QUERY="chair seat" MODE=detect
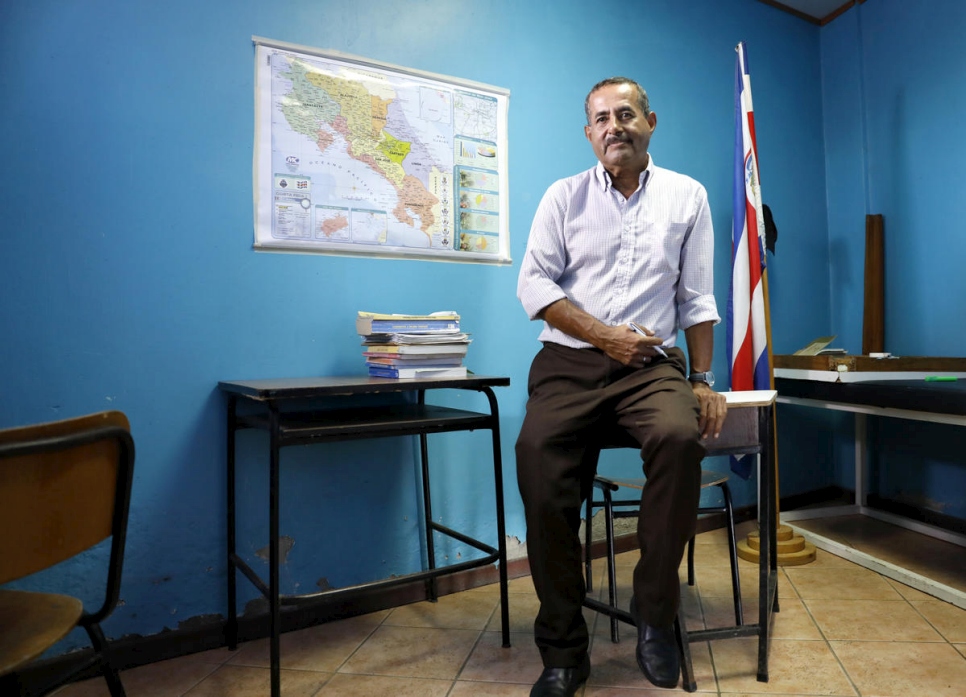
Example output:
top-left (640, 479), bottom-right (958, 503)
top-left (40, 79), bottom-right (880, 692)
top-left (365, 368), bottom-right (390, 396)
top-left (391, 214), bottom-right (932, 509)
top-left (0, 589), bottom-right (83, 677)
top-left (596, 469), bottom-right (729, 492)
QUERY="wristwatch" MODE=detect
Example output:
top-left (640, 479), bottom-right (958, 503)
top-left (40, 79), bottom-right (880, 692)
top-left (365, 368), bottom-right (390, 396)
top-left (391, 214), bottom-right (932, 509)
top-left (688, 371), bottom-right (715, 388)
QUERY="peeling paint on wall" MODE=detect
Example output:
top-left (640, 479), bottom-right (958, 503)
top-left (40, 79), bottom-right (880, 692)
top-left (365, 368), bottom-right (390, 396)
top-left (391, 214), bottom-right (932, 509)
top-left (505, 534), bottom-right (526, 561)
top-left (255, 536), bottom-right (295, 563)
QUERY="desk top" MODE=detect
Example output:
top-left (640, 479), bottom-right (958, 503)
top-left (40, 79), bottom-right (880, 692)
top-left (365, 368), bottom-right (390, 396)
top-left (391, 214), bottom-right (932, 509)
top-left (721, 390), bottom-right (777, 407)
top-left (776, 377), bottom-right (966, 416)
top-left (218, 375), bottom-right (510, 400)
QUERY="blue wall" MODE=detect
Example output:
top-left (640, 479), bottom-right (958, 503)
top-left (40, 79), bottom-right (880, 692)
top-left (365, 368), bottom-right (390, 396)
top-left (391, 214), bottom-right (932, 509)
top-left (820, 0), bottom-right (966, 518)
top-left (0, 0), bottom-right (828, 653)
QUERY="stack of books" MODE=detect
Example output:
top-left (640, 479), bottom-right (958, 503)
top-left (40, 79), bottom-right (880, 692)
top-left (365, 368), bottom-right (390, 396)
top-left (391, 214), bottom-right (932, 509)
top-left (358, 311), bottom-right (470, 378)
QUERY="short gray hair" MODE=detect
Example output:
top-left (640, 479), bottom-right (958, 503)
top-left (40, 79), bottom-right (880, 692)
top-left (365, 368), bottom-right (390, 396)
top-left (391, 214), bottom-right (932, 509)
top-left (584, 77), bottom-right (651, 124)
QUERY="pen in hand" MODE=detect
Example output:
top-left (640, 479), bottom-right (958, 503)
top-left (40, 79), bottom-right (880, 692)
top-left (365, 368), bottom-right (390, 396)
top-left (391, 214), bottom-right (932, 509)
top-left (627, 322), bottom-right (668, 358)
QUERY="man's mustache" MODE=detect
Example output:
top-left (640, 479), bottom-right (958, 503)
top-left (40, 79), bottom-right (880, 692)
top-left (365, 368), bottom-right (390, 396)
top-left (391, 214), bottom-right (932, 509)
top-left (605, 134), bottom-right (629, 146)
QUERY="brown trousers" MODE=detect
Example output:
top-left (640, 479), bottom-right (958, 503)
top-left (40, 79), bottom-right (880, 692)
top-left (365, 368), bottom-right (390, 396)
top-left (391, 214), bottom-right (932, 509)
top-left (515, 342), bottom-right (704, 668)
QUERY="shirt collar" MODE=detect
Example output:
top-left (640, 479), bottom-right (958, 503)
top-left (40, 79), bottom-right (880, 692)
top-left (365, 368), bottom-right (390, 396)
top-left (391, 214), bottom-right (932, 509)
top-left (593, 157), bottom-right (654, 193)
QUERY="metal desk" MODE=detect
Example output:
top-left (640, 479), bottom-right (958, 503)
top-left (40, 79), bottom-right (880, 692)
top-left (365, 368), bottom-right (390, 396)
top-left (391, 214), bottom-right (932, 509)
top-left (218, 375), bottom-right (510, 697)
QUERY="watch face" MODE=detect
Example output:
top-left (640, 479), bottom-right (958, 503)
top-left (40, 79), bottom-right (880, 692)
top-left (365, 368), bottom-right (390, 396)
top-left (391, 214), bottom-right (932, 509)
top-left (690, 371), bottom-right (715, 387)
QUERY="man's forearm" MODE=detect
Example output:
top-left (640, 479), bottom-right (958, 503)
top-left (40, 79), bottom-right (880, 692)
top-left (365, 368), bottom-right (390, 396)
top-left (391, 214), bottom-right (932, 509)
top-left (683, 321), bottom-right (714, 373)
top-left (538, 298), bottom-right (609, 349)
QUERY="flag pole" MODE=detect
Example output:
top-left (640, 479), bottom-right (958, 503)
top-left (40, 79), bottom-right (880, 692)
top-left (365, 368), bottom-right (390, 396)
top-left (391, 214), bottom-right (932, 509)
top-left (730, 42), bottom-right (814, 565)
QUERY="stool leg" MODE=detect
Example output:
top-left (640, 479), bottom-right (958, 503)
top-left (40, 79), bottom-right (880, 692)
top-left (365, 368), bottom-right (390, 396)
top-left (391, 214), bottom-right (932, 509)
top-left (604, 488), bottom-right (620, 643)
top-left (687, 535), bottom-right (696, 586)
top-left (721, 481), bottom-right (743, 625)
top-left (675, 606), bottom-right (697, 692)
top-left (585, 492), bottom-right (593, 592)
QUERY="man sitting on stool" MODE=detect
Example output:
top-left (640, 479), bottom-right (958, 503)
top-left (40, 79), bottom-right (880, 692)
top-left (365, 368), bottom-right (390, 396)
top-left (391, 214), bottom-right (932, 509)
top-left (515, 76), bottom-right (727, 696)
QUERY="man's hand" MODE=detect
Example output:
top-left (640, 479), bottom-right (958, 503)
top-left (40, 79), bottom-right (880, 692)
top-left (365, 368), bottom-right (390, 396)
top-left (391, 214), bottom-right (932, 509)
top-left (692, 382), bottom-right (727, 439)
top-left (539, 300), bottom-right (666, 367)
top-left (599, 324), bottom-right (665, 367)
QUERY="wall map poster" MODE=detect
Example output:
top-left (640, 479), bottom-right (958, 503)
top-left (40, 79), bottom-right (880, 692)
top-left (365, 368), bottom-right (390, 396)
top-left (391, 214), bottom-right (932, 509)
top-left (253, 37), bottom-right (511, 263)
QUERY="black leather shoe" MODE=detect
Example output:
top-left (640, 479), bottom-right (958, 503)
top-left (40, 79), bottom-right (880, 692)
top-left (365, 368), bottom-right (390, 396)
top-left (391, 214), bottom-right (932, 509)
top-left (530, 654), bottom-right (591, 697)
top-left (629, 597), bottom-right (680, 689)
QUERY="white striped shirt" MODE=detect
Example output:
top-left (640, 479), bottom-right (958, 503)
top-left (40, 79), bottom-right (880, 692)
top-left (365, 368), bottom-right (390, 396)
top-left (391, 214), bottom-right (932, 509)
top-left (517, 159), bottom-right (720, 350)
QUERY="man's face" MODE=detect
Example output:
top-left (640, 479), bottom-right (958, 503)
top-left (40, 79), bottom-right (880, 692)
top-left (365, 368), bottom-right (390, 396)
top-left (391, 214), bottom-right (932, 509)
top-left (584, 83), bottom-right (657, 171)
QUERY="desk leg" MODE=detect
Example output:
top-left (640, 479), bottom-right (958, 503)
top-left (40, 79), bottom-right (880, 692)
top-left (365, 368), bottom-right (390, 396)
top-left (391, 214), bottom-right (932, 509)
top-left (269, 406), bottom-right (281, 697)
top-left (226, 396), bottom-right (238, 650)
top-left (756, 404), bottom-right (776, 683)
top-left (416, 390), bottom-right (439, 602)
top-left (855, 413), bottom-right (868, 507)
top-left (419, 429), bottom-right (438, 602)
top-left (482, 386), bottom-right (511, 649)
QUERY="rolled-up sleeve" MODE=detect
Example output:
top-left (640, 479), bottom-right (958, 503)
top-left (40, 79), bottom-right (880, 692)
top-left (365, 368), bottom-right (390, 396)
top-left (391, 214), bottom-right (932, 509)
top-left (676, 185), bottom-right (721, 330)
top-left (517, 183), bottom-right (569, 320)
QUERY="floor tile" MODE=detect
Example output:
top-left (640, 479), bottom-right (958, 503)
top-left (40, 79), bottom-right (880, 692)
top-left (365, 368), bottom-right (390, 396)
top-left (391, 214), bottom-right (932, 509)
top-left (910, 599), bottom-right (966, 642)
top-left (53, 656), bottom-right (220, 697)
top-left (182, 664), bottom-right (329, 697)
top-left (703, 596), bottom-right (821, 641)
top-left (483, 591), bottom-right (537, 634)
top-left (458, 630), bottom-right (543, 685)
top-left (176, 646), bottom-right (236, 665)
top-left (226, 613), bottom-right (382, 671)
top-left (806, 598), bottom-right (943, 642)
top-left (384, 590), bottom-right (498, 630)
top-left (585, 686), bottom-right (707, 695)
top-left (449, 680), bottom-right (535, 695)
top-left (783, 566), bottom-right (902, 601)
top-left (831, 640), bottom-right (966, 697)
top-left (698, 560), bottom-right (793, 604)
top-left (885, 577), bottom-right (936, 602)
top-left (314, 673), bottom-right (452, 696)
top-left (689, 540), bottom-right (740, 569)
top-left (712, 637), bottom-right (856, 695)
top-left (339, 624), bottom-right (480, 679)
top-left (508, 574), bottom-right (536, 595)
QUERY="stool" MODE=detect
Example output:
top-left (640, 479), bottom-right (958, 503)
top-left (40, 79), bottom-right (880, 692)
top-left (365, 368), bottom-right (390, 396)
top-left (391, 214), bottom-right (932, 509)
top-left (584, 469), bottom-right (743, 643)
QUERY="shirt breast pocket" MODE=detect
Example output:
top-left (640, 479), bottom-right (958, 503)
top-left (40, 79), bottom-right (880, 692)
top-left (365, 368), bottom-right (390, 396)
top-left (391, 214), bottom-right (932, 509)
top-left (645, 220), bottom-right (690, 274)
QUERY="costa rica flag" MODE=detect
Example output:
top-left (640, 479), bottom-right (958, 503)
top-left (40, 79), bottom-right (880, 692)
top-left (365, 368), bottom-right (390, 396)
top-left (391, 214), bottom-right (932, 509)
top-left (728, 42), bottom-right (771, 478)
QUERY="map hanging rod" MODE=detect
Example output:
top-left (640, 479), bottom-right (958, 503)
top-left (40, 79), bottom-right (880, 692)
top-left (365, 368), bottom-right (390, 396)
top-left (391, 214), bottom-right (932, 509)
top-left (251, 35), bottom-right (510, 96)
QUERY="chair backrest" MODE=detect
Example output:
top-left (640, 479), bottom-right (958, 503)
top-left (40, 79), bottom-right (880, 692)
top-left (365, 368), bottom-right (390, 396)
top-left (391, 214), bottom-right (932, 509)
top-left (0, 411), bottom-right (135, 593)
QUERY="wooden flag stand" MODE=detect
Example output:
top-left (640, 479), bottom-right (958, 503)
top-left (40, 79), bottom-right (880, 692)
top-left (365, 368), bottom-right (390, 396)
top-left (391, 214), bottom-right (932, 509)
top-left (735, 268), bottom-right (816, 566)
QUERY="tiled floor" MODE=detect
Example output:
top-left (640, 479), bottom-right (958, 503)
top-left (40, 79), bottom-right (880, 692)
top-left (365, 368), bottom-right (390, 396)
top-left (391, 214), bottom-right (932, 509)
top-left (56, 521), bottom-right (966, 696)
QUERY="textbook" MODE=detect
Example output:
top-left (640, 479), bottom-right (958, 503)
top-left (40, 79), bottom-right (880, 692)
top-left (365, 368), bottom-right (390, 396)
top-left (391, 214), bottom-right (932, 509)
top-left (367, 365), bottom-right (468, 379)
top-left (364, 355), bottom-right (464, 367)
top-left (362, 332), bottom-right (471, 345)
top-left (356, 311), bottom-right (460, 335)
top-left (357, 311), bottom-right (459, 321)
top-left (362, 343), bottom-right (470, 356)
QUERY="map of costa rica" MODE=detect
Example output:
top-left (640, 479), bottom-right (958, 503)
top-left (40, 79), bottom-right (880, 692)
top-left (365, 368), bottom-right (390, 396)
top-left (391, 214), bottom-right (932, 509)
top-left (254, 44), bottom-right (507, 263)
